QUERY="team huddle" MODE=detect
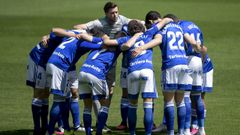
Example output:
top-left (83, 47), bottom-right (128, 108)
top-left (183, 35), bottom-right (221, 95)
top-left (26, 1), bottom-right (214, 135)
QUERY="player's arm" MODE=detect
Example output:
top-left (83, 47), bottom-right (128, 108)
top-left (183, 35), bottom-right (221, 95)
top-left (51, 28), bottom-right (76, 38)
top-left (184, 33), bottom-right (202, 53)
top-left (75, 33), bottom-right (94, 42)
top-left (155, 18), bottom-right (173, 30)
top-left (121, 32), bottom-right (143, 51)
top-left (103, 39), bottom-right (119, 46)
top-left (132, 34), bottom-right (162, 57)
top-left (73, 24), bottom-right (87, 30)
top-left (41, 34), bottom-right (50, 47)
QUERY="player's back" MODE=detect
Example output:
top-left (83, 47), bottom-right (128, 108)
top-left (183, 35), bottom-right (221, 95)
top-left (81, 47), bottom-right (121, 79)
top-left (29, 32), bottom-right (64, 68)
top-left (159, 22), bottom-right (188, 70)
top-left (179, 20), bottom-right (203, 57)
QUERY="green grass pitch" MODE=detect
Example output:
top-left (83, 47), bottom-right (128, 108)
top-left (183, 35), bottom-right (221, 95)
top-left (0, 0), bottom-right (240, 134)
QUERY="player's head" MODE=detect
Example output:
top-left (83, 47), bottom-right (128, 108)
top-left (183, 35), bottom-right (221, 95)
top-left (89, 27), bottom-right (105, 37)
top-left (163, 14), bottom-right (179, 23)
top-left (145, 11), bottom-right (161, 29)
top-left (104, 2), bottom-right (119, 23)
top-left (127, 20), bottom-right (145, 36)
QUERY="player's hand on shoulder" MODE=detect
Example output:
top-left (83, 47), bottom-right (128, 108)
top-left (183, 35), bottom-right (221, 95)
top-left (41, 35), bottom-right (50, 47)
top-left (162, 18), bottom-right (173, 24)
top-left (131, 47), bottom-right (143, 58)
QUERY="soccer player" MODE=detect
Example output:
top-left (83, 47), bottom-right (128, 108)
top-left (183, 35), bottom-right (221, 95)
top-left (74, 2), bottom-right (130, 131)
top-left (104, 19), bottom-right (172, 135)
top-left (46, 28), bottom-right (104, 135)
top-left (133, 14), bottom-right (204, 135)
top-left (78, 36), bottom-right (123, 135)
top-left (26, 32), bottom-right (65, 135)
top-left (178, 19), bottom-right (208, 135)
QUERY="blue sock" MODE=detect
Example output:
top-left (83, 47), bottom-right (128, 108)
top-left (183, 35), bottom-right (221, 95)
top-left (177, 101), bottom-right (186, 134)
top-left (192, 95), bottom-right (205, 128)
top-left (162, 105), bottom-right (167, 125)
top-left (144, 102), bottom-right (153, 135)
top-left (70, 97), bottom-right (80, 129)
top-left (164, 102), bottom-right (174, 135)
top-left (83, 108), bottom-right (92, 135)
top-left (120, 98), bottom-right (129, 125)
top-left (128, 104), bottom-right (137, 135)
top-left (60, 101), bottom-right (70, 131)
top-left (184, 96), bottom-right (191, 129)
top-left (191, 108), bottom-right (198, 127)
top-left (41, 99), bottom-right (49, 134)
top-left (96, 106), bottom-right (109, 135)
top-left (48, 101), bottom-right (61, 135)
top-left (31, 98), bottom-right (42, 134)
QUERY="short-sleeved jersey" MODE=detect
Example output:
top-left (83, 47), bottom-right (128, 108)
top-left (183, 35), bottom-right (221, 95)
top-left (85, 15), bottom-right (130, 39)
top-left (117, 26), bottom-right (159, 74)
top-left (29, 32), bottom-right (64, 69)
top-left (178, 20), bottom-right (204, 58)
top-left (158, 22), bottom-right (188, 70)
top-left (80, 47), bottom-right (122, 80)
top-left (48, 37), bottom-right (102, 72)
top-left (203, 54), bottom-right (213, 73)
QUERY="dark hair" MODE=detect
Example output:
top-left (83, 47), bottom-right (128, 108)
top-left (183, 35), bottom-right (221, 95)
top-left (89, 27), bottom-right (105, 37)
top-left (163, 14), bottom-right (179, 23)
top-left (145, 11), bottom-right (161, 29)
top-left (127, 20), bottom-right (145, 36)
top-left (104, 2), bottom-right (118, 13)
top-left (115, 31), bottom-right (127, 38)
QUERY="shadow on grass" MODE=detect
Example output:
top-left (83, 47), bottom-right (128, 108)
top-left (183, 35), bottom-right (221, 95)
top-left (0, 129), bottom-right (33, 135)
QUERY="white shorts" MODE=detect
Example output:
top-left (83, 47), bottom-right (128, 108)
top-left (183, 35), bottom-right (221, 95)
top-left (46, 63), bottom-right (68, 96)
top-left (26, 56), bottom-right (37, 87)
top-left (65, 70), bottom-right (79, 98)
top-left (188, 56), bottom-right (203, 91)
top-left (120, 67), bottom-right (128, 89)
top-left (127, 69), bottom-right (158, 99)
top-left (26, 56), bottom-right (48, 89)
top-left (79, 71), bottom-right (109, 100)
top-left (162, 65), bottom-right (192, 91)
top-left (202, 69), bottom-right (213, 92)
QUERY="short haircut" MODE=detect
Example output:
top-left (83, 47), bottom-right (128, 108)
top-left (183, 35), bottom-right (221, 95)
top-left (89, 27), bottom-right (105, 37)
top-left (127, 20), bottom-right (145, 36)
top-left (163, 14), bottom-right (179, 23)
top-left (104, 2), bottom-right (118, 13)
top-left (115, 31), bottom-right (127, 38)
top-left (145, 11), bottom-right (161, 29)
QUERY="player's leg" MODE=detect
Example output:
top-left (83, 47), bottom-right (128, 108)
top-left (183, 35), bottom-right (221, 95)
top-left (26, 56), bottom-right (41, 135)
top-left (48, 95), bottom-right (65, 135)
top-left (184, 91), bottom-right (191, 135)
top-left (163, 91), bottom-right (175, 135)
top-left (175, 91), bottom-right (186, 135)
top-left (79, 71), bottom-right (93, 135)
top-left (35, 66), bottom-right (49, 134)
top-left (117, 67), bottom-right (128, 130)
top-left (90, 76), bottom-right (110, 135)
top-left (140, 69), bottom-right (157, 135)
top-left (127, 70), bottom-right (140, 135)
top-left (46, 63), bottom-right (70, 134)
top-left (68, 70), bottom-right (82, 131)
top-left (190, 56), bottom-right (205, 135)
top-left (178, 64), bottom-right (193, 135)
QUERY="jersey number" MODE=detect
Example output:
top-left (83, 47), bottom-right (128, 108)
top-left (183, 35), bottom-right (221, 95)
top-left (92, 49), bottom-right (107, 60)
top-left (58, 37), bottom-right (75, 49)
top-left (133, 40), bottom-right (146, 56)
top-left (167, 31), bottom-right (184, 50)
